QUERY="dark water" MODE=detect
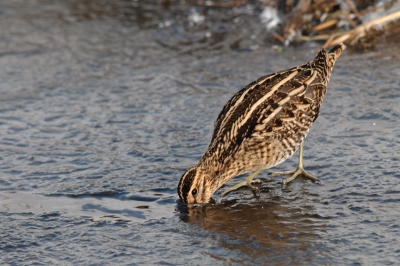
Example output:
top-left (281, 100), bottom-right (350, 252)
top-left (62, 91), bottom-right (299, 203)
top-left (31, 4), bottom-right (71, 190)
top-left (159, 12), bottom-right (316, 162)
top-left (1, 1), bottom-right (399, 265)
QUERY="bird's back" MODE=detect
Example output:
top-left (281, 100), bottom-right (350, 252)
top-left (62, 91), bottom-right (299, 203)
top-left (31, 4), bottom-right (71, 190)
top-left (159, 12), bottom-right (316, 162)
top-left (199, 45), bottom-right (344, 177)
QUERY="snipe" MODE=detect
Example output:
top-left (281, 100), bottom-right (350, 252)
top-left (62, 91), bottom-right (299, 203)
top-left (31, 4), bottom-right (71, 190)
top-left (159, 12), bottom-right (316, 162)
top-left (178, 44), bottom-right (345, 204)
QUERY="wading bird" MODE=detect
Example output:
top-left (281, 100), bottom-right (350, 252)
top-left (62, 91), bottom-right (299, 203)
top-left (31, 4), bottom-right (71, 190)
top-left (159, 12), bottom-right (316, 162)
top-left (178, 44), bottom-right (345, 204)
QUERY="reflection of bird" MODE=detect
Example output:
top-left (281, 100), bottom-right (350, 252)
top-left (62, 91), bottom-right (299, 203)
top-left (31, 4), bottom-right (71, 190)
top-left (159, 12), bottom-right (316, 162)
top-left (178, 44), bottom-right (345, 204)
top-left (178, 197), bottom-right (324, 260)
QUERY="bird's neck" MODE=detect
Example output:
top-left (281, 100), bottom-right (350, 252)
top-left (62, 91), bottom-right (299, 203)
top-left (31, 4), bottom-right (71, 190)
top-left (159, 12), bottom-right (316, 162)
top-left (197, 162), bottom-right (240, 193)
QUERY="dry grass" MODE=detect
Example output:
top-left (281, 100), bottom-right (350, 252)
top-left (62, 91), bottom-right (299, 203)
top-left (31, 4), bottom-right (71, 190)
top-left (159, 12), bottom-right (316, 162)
top-left (187, 0), bottom-right (400, 47)
top-left (273, 0), bottom-right (400, 47)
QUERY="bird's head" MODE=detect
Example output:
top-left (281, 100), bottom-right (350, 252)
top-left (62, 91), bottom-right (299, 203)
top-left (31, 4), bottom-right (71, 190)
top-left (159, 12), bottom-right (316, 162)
top-left (177, 166), bottom-right (214, 204)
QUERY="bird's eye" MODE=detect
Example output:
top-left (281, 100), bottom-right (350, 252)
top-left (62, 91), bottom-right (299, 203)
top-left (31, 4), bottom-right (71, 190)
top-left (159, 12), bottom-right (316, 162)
top-left (191, 188), bottom-right (198, 196)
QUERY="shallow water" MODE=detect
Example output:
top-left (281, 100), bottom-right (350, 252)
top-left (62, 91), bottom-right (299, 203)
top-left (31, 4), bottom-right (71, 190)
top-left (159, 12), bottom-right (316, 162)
top-left (1, 1), bottom-right (400, 265)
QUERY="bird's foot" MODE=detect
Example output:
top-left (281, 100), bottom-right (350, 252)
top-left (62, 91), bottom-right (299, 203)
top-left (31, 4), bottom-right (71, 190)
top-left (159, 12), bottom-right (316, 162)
top-left (220, 179), bottom-right (261, 196)
top-left (271, 167), bottom-right (320, 187)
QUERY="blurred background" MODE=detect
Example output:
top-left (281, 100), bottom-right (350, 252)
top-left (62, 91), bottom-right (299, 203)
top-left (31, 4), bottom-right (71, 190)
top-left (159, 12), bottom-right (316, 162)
top-left (0, 0), bottom-right (399, 265)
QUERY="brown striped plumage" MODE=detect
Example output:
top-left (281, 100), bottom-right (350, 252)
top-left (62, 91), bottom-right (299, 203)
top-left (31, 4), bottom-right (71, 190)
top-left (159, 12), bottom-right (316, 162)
top-left (178, 44), bottom-right (345, 204)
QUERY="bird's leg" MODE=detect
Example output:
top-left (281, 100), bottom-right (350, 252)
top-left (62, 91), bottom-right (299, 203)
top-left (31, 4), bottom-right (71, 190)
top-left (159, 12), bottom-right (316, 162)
top-left (271, 142), bottom-right (321, 186)
top-left (220, 169), bottom-right (263, 196)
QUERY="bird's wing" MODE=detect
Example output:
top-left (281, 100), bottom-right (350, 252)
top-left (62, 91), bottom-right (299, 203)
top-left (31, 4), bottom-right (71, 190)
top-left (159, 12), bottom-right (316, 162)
top-left (204, 64), bottom-right (317, 163)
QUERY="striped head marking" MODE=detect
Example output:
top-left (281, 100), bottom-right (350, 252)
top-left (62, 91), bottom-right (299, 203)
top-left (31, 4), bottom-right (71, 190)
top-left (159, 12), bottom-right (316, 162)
top-left (177, 166), bottom-right (212, 204)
